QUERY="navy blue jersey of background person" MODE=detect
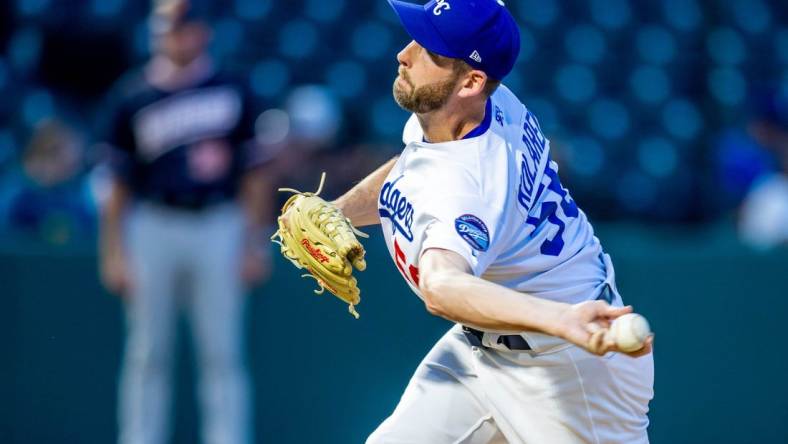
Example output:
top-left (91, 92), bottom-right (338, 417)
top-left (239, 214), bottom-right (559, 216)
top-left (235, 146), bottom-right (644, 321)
top-left (105, 70), bottom-right (259, 209)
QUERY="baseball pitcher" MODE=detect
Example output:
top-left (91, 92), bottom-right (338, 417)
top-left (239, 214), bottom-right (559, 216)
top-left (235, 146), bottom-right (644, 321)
top-left (275, 1), bottom-right (654, 443)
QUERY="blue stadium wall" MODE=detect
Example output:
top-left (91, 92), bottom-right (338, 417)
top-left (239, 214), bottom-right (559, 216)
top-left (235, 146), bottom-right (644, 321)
top-left (1, 223), bottom-right (787, 444)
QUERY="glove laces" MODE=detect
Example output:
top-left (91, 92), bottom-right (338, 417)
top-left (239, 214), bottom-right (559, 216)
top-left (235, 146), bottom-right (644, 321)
top-left (278, 172), bottom-right (368, 239)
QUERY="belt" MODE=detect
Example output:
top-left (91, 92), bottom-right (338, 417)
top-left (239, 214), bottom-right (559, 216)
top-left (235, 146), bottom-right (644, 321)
top-left (461, 284), bottom-right (615, 352)
top-left (462, 325), bottom-right (532, 350)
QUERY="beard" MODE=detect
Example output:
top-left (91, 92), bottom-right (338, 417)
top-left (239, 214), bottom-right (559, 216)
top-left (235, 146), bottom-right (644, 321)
top-left (393, 70), bottom-right (459, 114)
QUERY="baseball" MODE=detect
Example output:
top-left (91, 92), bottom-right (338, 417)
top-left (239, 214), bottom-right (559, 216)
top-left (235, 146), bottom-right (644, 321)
top-left (608, 313), bottom-right (651, 352)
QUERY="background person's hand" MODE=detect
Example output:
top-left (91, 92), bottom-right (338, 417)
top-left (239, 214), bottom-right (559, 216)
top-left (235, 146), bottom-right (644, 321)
top-left (100, 251), bottom-right (133, 297)
top-left (241, 248), bottom-right (271, 288)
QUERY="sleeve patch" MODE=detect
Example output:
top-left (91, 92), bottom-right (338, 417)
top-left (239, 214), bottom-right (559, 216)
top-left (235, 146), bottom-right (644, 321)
top-left (454, 214), bottom-right (490, 252)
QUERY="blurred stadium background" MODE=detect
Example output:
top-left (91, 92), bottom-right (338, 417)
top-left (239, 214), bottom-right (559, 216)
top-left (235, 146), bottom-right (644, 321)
top-left (1, 0), bottom-right (787, 443)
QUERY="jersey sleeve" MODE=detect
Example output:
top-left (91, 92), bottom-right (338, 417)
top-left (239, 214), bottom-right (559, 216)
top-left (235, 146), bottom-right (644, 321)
top-left (99, 72), bottom-right (148, 187)
top-left (103, 99), bottom-right (139, 185)
top-left (419, 194), bottom-right (502, 277)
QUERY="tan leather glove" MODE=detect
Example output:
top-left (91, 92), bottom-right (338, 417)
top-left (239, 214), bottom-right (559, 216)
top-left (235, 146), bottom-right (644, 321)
top-left (272, 174), bottom-right (367, 318)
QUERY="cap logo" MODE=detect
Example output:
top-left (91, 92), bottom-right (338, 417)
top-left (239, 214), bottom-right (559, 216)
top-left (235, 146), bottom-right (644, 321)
top-left (433, 0), bottom-right (451, 15)
top-left (469, 50), bottom-right (482, 63)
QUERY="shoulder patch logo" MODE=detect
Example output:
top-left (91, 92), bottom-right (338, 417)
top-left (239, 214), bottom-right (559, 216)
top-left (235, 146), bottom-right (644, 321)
top-left (455, 214), bottom-right (490, 251)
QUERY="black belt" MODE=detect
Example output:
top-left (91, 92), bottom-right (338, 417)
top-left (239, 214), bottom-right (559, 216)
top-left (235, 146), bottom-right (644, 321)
top-left (462, 284), bottom-right (615, 352)
top-left (462, 326), bottom-right (532, 350)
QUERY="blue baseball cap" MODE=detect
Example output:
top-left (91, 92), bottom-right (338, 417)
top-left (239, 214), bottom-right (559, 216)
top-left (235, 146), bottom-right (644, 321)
top-left (387, 0), bottom-right (521, 80)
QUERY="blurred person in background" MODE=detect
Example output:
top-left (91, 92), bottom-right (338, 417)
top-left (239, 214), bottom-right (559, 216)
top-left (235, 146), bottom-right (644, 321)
top-left (258, 85), bottom-right (394, 200)
top-left (0, 117), bottom-right (95, 244)
top-left (738, 87), bottom-right (788, 249)
top-left (99, 1), bottom-right (274, 443)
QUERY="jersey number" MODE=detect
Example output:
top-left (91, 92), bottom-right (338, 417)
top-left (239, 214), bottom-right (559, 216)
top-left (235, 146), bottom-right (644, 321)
top-left (394, 238), bottom-right (420, 286)
top-left (525, 162), bottom-right (578, 256)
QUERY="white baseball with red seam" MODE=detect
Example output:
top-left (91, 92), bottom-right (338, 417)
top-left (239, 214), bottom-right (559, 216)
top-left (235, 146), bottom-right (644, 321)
top-left (608, 313), bottom-right (651, 352)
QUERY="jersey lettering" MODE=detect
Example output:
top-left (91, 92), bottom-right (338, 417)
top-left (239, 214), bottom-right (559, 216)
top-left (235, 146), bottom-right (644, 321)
top-left (494, 105), bottom-right (504, 126)
top-left (522, 111), bottom-right (546, 151)
top-left (379, 175), bottom-right (415, 242)
top-left (132, 87), bottom-right (242, 161)
top-left (517, 110), bottom-right (547, 212)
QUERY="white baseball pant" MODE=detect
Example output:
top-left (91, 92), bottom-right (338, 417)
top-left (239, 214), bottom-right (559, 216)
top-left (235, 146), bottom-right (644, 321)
top-left (118, 202), bottom-right (251, 444)
top-left (367, 323), bottom-right (654, 444)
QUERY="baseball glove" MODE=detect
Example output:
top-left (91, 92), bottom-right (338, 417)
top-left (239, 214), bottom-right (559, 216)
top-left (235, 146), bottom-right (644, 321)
top-left (272, 173), bottom-right (368, 318)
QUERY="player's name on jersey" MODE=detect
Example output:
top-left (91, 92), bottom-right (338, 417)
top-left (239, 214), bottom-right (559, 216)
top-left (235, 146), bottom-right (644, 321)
top-left (379, 174), bottom-right (415, 242)
top-left (517, 110), bottom-right (547, 213)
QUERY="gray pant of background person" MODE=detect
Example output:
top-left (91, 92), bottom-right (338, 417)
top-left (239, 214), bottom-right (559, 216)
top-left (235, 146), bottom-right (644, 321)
top-left (118, 202), bottom-right (251, 444)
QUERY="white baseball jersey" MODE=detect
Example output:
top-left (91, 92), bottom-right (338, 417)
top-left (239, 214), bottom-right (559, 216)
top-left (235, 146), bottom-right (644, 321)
top-left (378, 85), bottom-right (608, 308)
top-left (369, 85), bottom-right (653, 444)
